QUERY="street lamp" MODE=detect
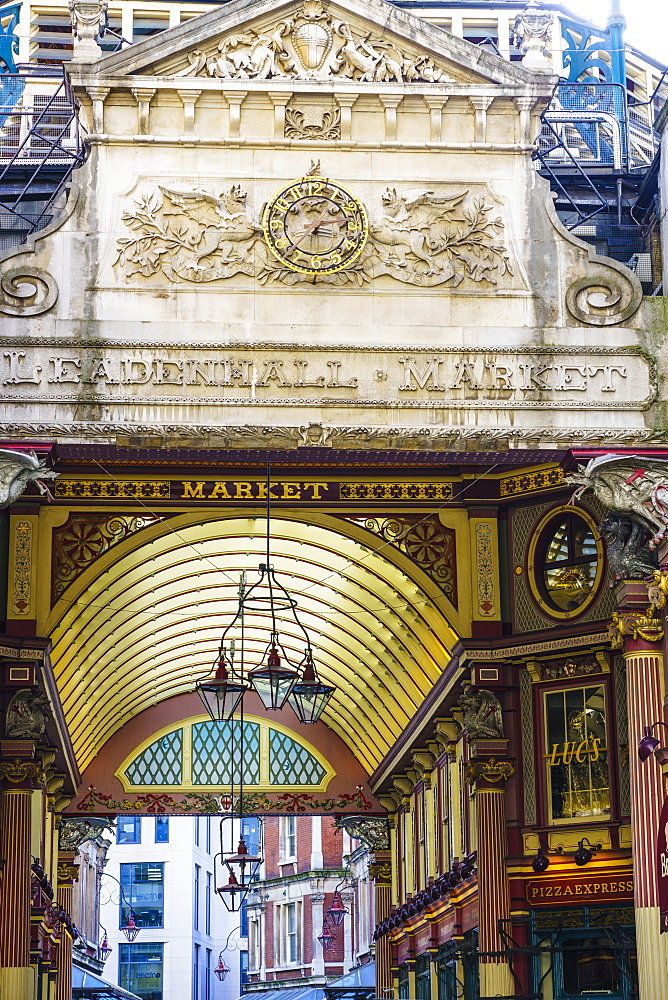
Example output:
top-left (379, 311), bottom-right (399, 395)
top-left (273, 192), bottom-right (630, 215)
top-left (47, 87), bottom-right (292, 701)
top-left (638, 721), bottom-right (668, 761)
top-left (98, 870), bottom-right (141, 942)
top-left (99, 927), bottom-right (112, 963)
top-left (214, 953), bottom-right (231, 981)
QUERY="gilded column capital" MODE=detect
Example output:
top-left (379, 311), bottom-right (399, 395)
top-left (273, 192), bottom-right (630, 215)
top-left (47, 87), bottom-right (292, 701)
top-left (608, 610), bottom-right (664, 649)
top-left (0, 757), bottom-right (43, 784)
top-left (464, 758), bottom-right (514, 787)
top-left (368, 861), bottom-right (392, 884)
top-left (647, 569), bottom-right (668, 612)
top-left (57, 861), bottom-right (80, 886)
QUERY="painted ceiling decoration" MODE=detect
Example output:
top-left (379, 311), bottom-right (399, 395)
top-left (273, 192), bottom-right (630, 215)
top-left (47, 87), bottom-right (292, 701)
top-left (117, 714), bottom-right (333, 792)
top-left (46, 513), bottom-right (457, 774)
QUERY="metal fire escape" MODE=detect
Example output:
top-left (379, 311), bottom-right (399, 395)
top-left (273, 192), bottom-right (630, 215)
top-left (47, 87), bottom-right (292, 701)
top-left (0, 68), bottom-right (87, 250)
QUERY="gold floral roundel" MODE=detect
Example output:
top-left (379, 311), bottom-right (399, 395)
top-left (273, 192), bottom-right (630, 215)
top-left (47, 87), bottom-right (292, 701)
top-left (262, 175), bottom-right (368, 275)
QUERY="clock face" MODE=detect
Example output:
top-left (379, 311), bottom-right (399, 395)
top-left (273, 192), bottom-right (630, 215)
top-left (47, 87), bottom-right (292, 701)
top-left (262, 175), bottom-right (368, 275)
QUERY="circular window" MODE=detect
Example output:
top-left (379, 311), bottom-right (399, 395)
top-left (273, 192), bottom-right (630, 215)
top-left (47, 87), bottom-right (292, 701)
top-left (528, 506), bottom-right (604, 620)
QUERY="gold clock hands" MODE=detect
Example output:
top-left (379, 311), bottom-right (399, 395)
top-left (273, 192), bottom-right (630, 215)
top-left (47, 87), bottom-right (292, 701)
top-left (284, 213), bottom-right (351, 256)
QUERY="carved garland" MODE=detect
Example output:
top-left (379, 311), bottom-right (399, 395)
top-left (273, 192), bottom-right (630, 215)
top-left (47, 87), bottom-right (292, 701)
top-left (76, 784), bottom-right (373, 814)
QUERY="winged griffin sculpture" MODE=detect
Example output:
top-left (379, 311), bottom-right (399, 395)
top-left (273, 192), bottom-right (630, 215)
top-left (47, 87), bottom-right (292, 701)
top-left (567, 454), bottom-right (668, 550)
top-left (0, 449), bottom-right (59, 506)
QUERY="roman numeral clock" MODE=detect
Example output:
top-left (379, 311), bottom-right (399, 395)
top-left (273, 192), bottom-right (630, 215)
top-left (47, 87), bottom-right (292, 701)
top-left (262, 167), bottom-right (368, 275)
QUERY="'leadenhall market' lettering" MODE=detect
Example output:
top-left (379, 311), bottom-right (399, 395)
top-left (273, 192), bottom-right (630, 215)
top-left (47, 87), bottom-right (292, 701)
top-left (0, 348), bottom-right (652, 407)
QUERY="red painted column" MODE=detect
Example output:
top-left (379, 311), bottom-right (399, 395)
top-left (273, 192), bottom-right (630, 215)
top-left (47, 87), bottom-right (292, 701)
top-left (467, 748), bottom-right (514, 1000)
top-left (613, 582), bottom-right (668, 1000)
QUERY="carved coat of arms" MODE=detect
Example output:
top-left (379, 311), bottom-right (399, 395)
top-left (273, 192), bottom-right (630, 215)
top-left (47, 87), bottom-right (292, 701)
top-left (114, 177), bottom-right (513, 288)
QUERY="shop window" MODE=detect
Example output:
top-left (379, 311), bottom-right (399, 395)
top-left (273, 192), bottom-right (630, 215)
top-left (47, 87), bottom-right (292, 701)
top-left (437, 943), bottom-right (458, 1000)
top-left (534, 910), bottom-right (636, 1000)
top-left (120, 863), bottom-right (165, 929)
top-left (415, 955), bottom-right (431, 1000)
top-left (544, 685), bottom-right (609, 822)
top-left (528, 507), bottom-right (603, 620)
top-left (119, 942), bottom-right (163, 1000)
top-left (397, 964), bottom-right (410, 1000)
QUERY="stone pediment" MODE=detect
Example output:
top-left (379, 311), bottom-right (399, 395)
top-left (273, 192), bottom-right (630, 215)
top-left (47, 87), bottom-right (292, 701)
top-left (89, 0), bottom-right (551, 89)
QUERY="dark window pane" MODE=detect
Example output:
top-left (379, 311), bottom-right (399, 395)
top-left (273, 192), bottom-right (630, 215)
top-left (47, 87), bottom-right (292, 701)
top-left (120, 863), bottom-right (165, 929)
top-left (562, 935), bottom-right (619, 994)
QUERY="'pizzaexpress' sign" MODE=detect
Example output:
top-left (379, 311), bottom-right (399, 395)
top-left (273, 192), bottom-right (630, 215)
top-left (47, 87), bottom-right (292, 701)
top-left (527, 873), bottom-right (633, 906)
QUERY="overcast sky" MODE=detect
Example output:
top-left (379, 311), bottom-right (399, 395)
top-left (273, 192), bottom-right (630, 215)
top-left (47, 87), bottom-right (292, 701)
top-left (582, 0), bottom-right (667, 65)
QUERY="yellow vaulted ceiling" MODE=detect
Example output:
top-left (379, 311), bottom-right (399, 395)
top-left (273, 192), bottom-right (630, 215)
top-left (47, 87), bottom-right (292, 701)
top-left (45, 513), bottom-right (458, 774)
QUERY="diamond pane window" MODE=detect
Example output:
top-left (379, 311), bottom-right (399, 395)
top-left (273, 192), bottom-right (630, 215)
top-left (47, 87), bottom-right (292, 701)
top-left (191, 720), bottom-right (260, 785)
top-left (269, 730), bottom-right (326, 785)
top-left (124, 729), bottom-right (182, 786)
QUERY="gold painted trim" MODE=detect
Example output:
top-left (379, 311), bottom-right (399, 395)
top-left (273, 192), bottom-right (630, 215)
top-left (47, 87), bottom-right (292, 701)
top-left (527, 505), bottom-right (605, 622)
top-left (114, 713), bottom-right (336, 793)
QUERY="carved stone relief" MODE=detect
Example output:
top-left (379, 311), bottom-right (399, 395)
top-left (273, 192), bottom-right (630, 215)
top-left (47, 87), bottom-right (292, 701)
top-left (114, 180), bottom-right (513, 289)
top-left (567, 454), bottom-right (668, 549)
top-left (284, 104), bottom-right (341, 140)
top-left (457, 687), bottom-right (504, 739)
top-left (0, 267), bottom-right (58, 316)
top-left (172, 0), bottom-right (454, 84)
top-left (0, 449), bottom-right (59, 506)
top-left (5, 689), bottom-right (50, 739)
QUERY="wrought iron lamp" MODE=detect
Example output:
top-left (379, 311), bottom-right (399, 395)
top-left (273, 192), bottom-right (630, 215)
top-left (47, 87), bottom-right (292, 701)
top-left (99, 928), bottom-right (112, 963)
top-left (214, 952), bottom-right (231, 981)
top-left (638, 721), bottom-right (668, 761)
top-left (196, 650), bottom-right (249, 724)
top-left (325, 889), bottom-right (348, 927)
top-left (98, 871), bottom-right (141, 942)
top-left (318, 923), bottom-right (336, 950)
top-left (574, 838), bottom-right (601, 867)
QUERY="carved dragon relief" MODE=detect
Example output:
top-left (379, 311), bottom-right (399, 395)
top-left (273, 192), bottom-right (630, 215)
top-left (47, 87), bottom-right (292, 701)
top-left (113, 180), bottom-right (513, 288)
top-left (172, 0), bottom-right (454, 84)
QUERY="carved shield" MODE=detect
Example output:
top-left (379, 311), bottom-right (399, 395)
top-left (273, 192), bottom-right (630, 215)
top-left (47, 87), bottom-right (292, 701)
top-left (292, 22), bottom-right (330, 69)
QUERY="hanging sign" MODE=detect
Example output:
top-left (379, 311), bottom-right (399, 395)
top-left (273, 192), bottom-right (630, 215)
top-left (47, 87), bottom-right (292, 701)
top-left (658, 795), bottom-right (668, 932)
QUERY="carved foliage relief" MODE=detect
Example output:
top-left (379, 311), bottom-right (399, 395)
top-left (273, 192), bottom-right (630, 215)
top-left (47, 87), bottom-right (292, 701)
top-left (114, 181), bottom-right (513, 289)
top-left (173, 0), bottom-right (454, 84)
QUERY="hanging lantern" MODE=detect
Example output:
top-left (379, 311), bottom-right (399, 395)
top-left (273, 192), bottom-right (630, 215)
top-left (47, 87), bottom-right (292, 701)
top-left (214, 953), bottom-right (231, 981)
top-left (249, 640), bottom-right (297, 710)
top-left (326, 890), bottom-right (348, 927)
top-left (224, 837), bottom-right (262, 883)
top-left (289, 652), bottom-right (335, 724)
top-left (99, 933), bottom-right (112, 962)
top-left (121, 910), bottom-right (140, 942)
top-left (318, 924), bottom-right (336, 950)
top-left (196, 653), bottom-right (249, 723)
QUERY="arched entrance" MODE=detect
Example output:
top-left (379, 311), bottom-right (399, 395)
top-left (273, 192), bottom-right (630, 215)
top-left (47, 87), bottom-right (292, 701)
top-left (43, 510), bottom-right (462, 798)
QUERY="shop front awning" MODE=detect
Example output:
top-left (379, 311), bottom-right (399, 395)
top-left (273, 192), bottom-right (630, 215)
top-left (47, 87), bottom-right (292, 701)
top-left (72, 965), bottom-right (142, 1000)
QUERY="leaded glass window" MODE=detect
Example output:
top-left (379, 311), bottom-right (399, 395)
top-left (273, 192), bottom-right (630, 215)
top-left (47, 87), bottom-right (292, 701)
top-left (120, 715), bottom-right (332, 790)
top-left (191, 720), bottom-right (260, 785)
top-left (124, 730), bottom-right (182, 786)
top-left (269, 730), bottom-right (326, 784)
